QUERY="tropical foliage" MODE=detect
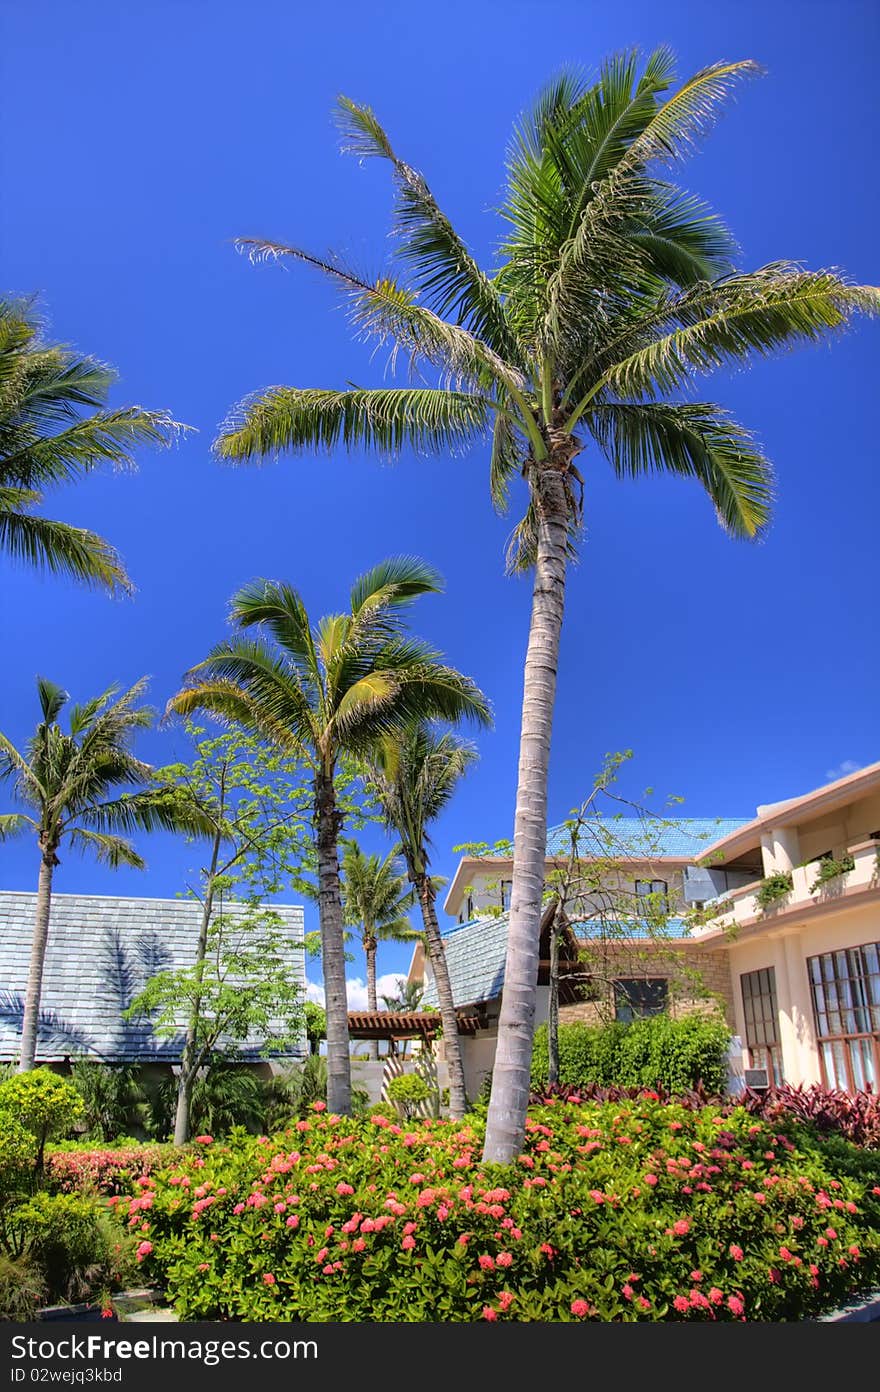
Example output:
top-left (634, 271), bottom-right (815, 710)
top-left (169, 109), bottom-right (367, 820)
top-left (341, 839), bottom-right (417, 1054)
top-left (123, 1099), bottom-right (880, 1321)
top-left (213, 49), bottom-right (880, 1163)
top-left (167, 557), bottom-right (490, 1116)
top-left (0, 678), bottom-right (214, 1071)
top-left (0, 297), bottom-right (178, 592)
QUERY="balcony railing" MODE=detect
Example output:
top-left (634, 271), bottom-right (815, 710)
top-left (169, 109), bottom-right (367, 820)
top-left (690, 837), bottom-right (880, 937)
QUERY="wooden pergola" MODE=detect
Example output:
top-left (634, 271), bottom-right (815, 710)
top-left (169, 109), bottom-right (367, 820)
top-left (346, 1010), bottom-right (482, 1054)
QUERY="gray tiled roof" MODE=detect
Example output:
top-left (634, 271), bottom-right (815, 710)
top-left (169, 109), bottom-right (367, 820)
top-left (0, 890), bottom-right (307, 1064)
top-left (423, 913), bottom-right (511, 1010)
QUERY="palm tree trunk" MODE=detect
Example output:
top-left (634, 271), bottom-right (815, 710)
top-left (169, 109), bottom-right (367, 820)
top-left (315, 768), bottom-right (352, 1115)
top-left (173, 828), bottom-right (221, 1146)
top-left (18, 851), bottom-right (56, 1072)
top-left (548, 901), bottom-right (561, 1087)
top-left (365, 936), bottom-right (379, 1061)
top-left (482, 462), bottom-right (570, 1162)
top-left (415, 872), bottom-right (468, 1120)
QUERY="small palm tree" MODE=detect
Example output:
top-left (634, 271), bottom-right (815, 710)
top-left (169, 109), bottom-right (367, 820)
top-left (214, 52), bottom-right (880, 1160)
top-left (341, 839), bottom-right (418, 1059)
top-left (365, 724), bottom-right (477, 1119)
top-left (0, 678), bottom-right (214, 1071)
top-left (168, 557), bottom-right (491, 1115)
top-left (0, 298), bottom-right (179, 592)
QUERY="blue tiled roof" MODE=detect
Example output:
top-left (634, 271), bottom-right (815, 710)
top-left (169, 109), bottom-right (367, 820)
top-left (545, 816), bottom-right (748, 859)
top-left (0, 891), bottom-right (307, 1064)
top-left (426, 913), bottom-right (694, 1010)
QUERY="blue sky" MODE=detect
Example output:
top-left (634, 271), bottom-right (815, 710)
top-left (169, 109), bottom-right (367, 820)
top-left (1, 0), bottom-right (878, 1003)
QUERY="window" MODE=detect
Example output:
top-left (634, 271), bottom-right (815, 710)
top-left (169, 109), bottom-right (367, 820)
top-left (466, 894), bottom-right (474, 921)
top-left (808, 942), bottom-right (880, 1092)
top-left (741, 967), bottom-right (783, 1084)
top-left (635, 879), bottom-right (668, 913)
top-left (500, 879), bottom-right (512, 911)
top-left (614, 978), bottom-right (668, 1023)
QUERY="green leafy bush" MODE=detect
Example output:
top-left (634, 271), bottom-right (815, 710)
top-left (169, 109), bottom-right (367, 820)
top-left (125, 1100), bottom-right (880, 1322)
top-left (5, 1192), bottom-right (134, 1305)
top-left (0, 1252), bottom-right (46, 1320)
top-left (755, 872), bottom-right (794, 910)
top-left (386, 1074), bottom-right (430, 1120)
top-left (810, 855), bottom-right (855, 894)
top-left (0, 1069), bottom-right (84, 1169)
top-left (69, 1061), bottom-right (148, 1142)
top-left (0, 1111), bottom-right (38, 1195)
top-left (531, 1015), bottom-right (730, 1094)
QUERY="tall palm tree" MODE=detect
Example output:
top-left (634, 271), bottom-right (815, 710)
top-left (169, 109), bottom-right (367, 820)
top-left (167, 557), bottom-right (491, 1115)
top-left (211, 51), bottom-right (880, 1161)
top-left (0, 678), bottom-right (214, 1071)
top-left (365, 725), bottom-right (477, 1119)
top-left (341, 839), bottom-right (418, 1058)
top-left (0, 298), bottom-right (179, 593)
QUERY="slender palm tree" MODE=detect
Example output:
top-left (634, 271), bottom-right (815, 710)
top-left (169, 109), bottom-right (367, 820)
top-left (341, 839), bottom-right (418, 1058)
top-left (0, 678), bottom-right (215, 1071)
top-left (167, 557), bottom-right (491, 1115)
top-left (365, 725), bottom-right (477, 1119)
top-left (211, 51), bottom-right (880, 1161)
top-left (0, 298), bottom-right (179, 593)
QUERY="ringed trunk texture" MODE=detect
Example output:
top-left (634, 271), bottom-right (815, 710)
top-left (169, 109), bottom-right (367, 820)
top-left (18, 853), bottom-right (56, 1073)
top-left (173, 831), bottom-right (221, 1146)
top-left (416, 872), bottom-right (469, 1120)
top-left (548, 903), bottom-right (561, 1087)
top-left (365, 937), bottom-right (379, 1061)
top-left (316, 769), bottom-right (352, 1116)
top-left (482, 462), bottom-right (570, 1162)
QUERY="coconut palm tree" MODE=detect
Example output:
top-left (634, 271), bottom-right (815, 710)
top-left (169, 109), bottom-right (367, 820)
top-left (0, 678), bottom-right (215, 1071)
top-left (365, 725), bottom-right (477, 1119)
top-left (167, 557), bottom-right (491, 1115)
top-left (0, 298), bottom-right (178, 593)
top-left (341, 840), bottom-right (418, 1058)
top-left (212, 50), bottom-right (880, 1161)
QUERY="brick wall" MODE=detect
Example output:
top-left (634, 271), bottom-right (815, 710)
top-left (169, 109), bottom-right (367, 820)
top-left (559, 944), bottom-right (734, 1027)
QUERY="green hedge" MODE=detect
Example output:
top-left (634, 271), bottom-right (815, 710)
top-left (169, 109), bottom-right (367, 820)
top-left (531, 1014), bottom-right (731, 1095)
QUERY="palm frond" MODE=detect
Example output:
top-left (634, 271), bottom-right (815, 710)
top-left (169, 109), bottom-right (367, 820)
top-left (0, 509), bottom-right (132, 594)
top-left (215, 386), bottom-right (492, 464)
top-left (0, 812), bottom-right (34, 840)
top-left (68, 827), bottom-right (146, 870)
top-left (335, 97), bottom-right (515, 357)
top-left (36, 677), bottom-right (68, 725)
top-left (589, 400), bottom-right (773, 538)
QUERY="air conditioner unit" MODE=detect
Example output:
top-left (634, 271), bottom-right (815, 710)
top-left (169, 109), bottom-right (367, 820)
top-left (743, 1067), bottom-right (770, 1091)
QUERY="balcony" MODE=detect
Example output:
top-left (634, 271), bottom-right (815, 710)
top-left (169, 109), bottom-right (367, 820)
top-left (690, 837), bottom-right (880, 939)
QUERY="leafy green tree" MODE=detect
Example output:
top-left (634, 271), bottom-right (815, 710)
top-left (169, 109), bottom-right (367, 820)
top-left (213, 52), bottom-right (880, 1160)
top-left (341, 839), bottom-right (418, 1057)
top-left (0, 679), bottom-right (215, 1073)
top-left (304, 1001), bottom-right (326, 1056)
top-left (168, 558), bottom-right (490, 1115)
top-left (365, 724), bottom-right (476, 1118)
top-left (128, 723), bottom-right (313, 1145)
top-left (0, 298), bottom-right (179, 592)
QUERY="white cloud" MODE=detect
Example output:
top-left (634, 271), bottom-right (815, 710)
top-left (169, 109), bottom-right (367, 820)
top-left (305, 973), bottom-right (407, 1011)
top-left (825, 759), bottom-right (863, 782)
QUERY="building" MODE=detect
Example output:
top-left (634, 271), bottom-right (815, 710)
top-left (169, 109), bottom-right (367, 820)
top-left (412, 763), bottom-right (880, 1099)
top-left (0, 890), bottom-right (307, 1074)
top-left (412, 815), bottom-right (749, 1100)
top-left (690, 761), bottom-right (880, 1093)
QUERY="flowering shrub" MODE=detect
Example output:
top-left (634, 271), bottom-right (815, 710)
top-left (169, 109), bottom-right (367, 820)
top-left (46, 1144), bottom-right (174, 1196)
top-left (531, 1015), bottom-right (731, 1095)
top-left (122, 1100), bottom-right (880, 1322)
top-left (742, 1086), bottom-right (880, 1150)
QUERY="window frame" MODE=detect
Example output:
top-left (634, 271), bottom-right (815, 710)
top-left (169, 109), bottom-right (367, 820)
top-left (613, 977), bottom-right (669, 1024)
top-left (807, 941), bottom-right (880, 1093)
top-left (740, 966), bottom-right (783, 1085)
